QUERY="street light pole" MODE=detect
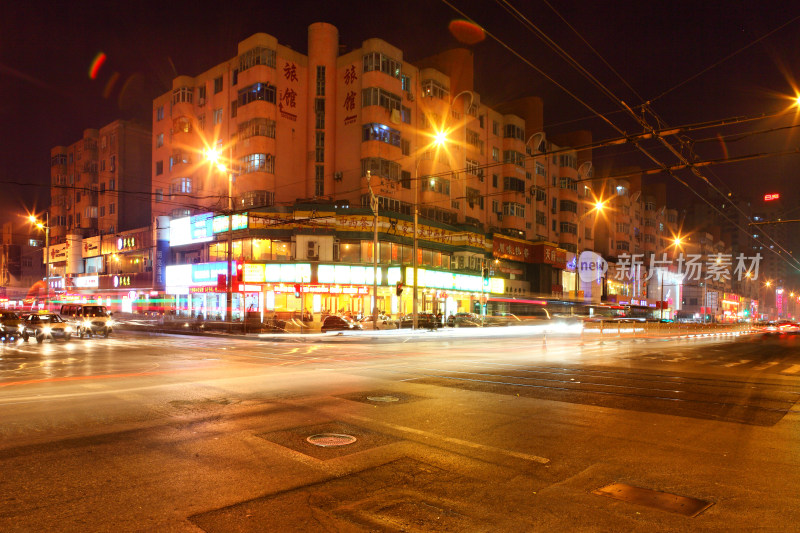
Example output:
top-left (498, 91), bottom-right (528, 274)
top-left (413, 160), bottom-right (420, 330)
top-left (226, 170), bottom-right (233, 324)
top-left (366, 171), bottom-right (379, 330)
top-left (44, 212), bottom-right (50, 312)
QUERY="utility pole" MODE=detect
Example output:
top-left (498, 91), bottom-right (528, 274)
top-left (366, 171), bottom-right (379, 330)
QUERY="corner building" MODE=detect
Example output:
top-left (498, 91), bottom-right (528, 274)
top-left (155, 23), bottom-right (597, 319)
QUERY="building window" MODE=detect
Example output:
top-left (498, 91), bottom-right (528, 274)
top-left (502, 202), bottom-right (525, 217)
top-left (99, 206), bottom-right (105, 217)
top-left (156, 106), bottom-right (164, 121)
top-left (401, 170), bottom-right (411, 189)
top-left (315, 165), bottom-right (324, 196)
top-left (315, 132), bottom-right (325, 163)
top-left (237, 82), bottom-right (277, 107)
top-left (401, 74), bottom-right (411, 91)
top-left (560, 200), bottom-right (577, 213)
top-left (239, 153), bottom-right (275, 174)
top-left (466, 130), bottom-right (484, 153)
top-left (492, 147), bottom-right (499, 162)
top-left (492, 120), bottom-right (499, 135)
top-left (492, 174), bottom-right (498, 188)
top-left (560, 222), bottom-right (577, 234)
top-left (401, 106), bottom-right (411, 124)
top-left (361, 158), bottom-right (401, 181)
top-left (214, 76), bottom-right (223, 94)
top-left (401, 139), bottom-right (410, 156)
top-left (170, 177), bottom-right (192, 194)
top-left (492, 200), bottom-right (500, 214)
top-left (503, 150), bottom-right (525, 167)
top-left (536, 211), bottom-right (546, 225)
top-left (109, 178), bottom-right (115, 190)
top-left (421, 177), bottom-right (450, 195)
top-left (503, 176), bottom-right (525, 193)
top-left (109, 203), bottom-right (115, 215)
top-left (109, 155), bottom-right (116, 172)
top-left (213, 108), bottom-right (223, 124)
top-left (156, 133), bottom-right (164, 148)
top-left (155, 161), bottom-right (163, 175)
top-left (420, 79), bottom-right (449, 99)
top-left (559, 154), bottom-right (577, 169)
top-left (238, 118), bottom-right (276, 139)
top-left (315, 98), bottom-right (325, 129)
top-left (231, 100), bottom-right (237, 118)
top-left (197, 85), bottom-right (206, 102)
top-left (504, 124), bottom-right (525, 141)
top-left (535, 162), bottom-right (546, 176)
top-left (362, 123), bottom-right (401, 147)
top-left (363, 51), bottom-right (401, 79)
top-left (155, 189), bottom-right (163, 202)
top-left (239, 46), bottom-right (276, 71)
top-left (171, 87), bottom-right (193, 105)
top-left (362, 87), bottom-right (401, 111)
top-left (316, 66), bottom-right (326, 96)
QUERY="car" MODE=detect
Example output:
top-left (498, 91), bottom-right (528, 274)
top-left (60, 304), bottom-right (114, 338)
top-left (765, 320), bottom-right (799, 334)
top-left (0, 311), bottom-right (24, 340)
top-left (358, 314), bottom-right (398, 330)
top-left (447, 312), bottom-right (482, 327)
top-left (399, 313), bottom-right (442, 329)
top-left (21, 313), bottom-right (73, 343)
top-left (321, 315), bottom-right (363, 333)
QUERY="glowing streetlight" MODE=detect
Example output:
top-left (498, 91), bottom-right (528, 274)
top-left (204, 146), bottom-right (235, 324)
top-left (28, 212), bottom-right (50, 311)
top-left (766, 280), bottom-right (772, 287)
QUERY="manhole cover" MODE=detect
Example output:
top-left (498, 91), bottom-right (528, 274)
top-left (306, 433), bottom-right (357, 447)
top-left (367, 395), bottom-right (400, 402)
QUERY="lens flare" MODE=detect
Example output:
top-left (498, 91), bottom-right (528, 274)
top-left (448, 20), bottom-right (486, 45)
top-left (89, 52), bottom-right (106, 79)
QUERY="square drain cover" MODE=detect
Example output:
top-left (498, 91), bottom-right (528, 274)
top-left (593, 482), bottom-right (713, 517)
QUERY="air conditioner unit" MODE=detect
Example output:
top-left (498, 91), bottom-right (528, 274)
top-left (307, 241), bottom-right (318, 260)
top-left (334, 172), bottom-right (343, 181)
top-left (407, 92), bottom-right (414, 101)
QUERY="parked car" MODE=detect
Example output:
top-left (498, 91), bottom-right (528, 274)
top-left (358, 314), bottom-right (398, 330)
top-left (399, 313), bottom-right (441, 329)
top-left (21, 313), bottom-right (73, 343)
top-left (60, 304), bottom-right (114, 338)
top-left (321, 315), bottom-right (363, 333)
top-left (447, 312), bottom-right (482, 327)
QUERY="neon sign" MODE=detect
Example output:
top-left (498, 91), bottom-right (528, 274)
top-left (764, 193), bottom-right (780, 201)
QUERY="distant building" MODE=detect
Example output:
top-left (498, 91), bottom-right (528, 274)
top-left (0, 221), bottom-right (46, 305)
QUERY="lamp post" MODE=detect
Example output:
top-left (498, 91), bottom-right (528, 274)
top-left (366, 171), bottom-right (379, 330)
top-left (205, 148), bottom-right (234, 324)
top-left (29, 213), bottom-right (50, 311)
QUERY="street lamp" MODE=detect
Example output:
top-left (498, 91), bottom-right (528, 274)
top-left (29, 212), bottom-right (50, 311)
top-left (660, 235), bottom-right (684, 321)
top-left (366, 171), bottom-right (379, 330)
top-left (204, 148), bottom-right (234, 324)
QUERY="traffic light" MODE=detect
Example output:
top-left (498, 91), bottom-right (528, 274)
top-left (294, 284), bottom-right (301, 298)
top-left (396, 282), bottom-right (404, 296)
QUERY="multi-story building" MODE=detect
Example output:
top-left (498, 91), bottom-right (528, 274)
top-left (151, 23), bottom-right (597, 319)
top-left (48, 120), bottom-right (151, 281)
top-left (0, 221), bottom-right (46, 306)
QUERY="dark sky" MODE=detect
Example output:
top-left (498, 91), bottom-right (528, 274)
top-left (3, 0), bottom-right (800, 224)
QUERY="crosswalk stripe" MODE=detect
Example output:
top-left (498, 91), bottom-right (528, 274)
top-left (752, 362), bottom-right (779, 371)
top-left (723, 360), bottom-right (752, 367)
top-left (781, 364), bottom-right (800, 374)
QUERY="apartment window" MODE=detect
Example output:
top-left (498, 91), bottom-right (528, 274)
top-left (109, 203), bottom-right (115, 215)
top-left (100, 160), bottom-right (105, 171)
top-left (559, 154), bottom-right (577, 169)
top-left (155, 161), bottom-right (163, 175)
top-left (213, 108), bottom-right (223, 124)
top-left (109, 155), bottom-right (116, 172)
top-left (363, 51), bottom-right (401, 79)
top-left (466, 159), bottom-right (481, 177)
top-left (76, 192), bottom-right (81, 203)
top-left (466, 130), bottom-right (484, 153)
top-left (231, 100), bottom-right (237, 118)
top-left (585, 227), bottom-right (592, 240)
top-left (316, 66), bottom-right (326, 96)
top-left (503, 150), bottom-right (525, 167)
top-left (362, 123), bottom-right (401, 147)
top-left (401, 74), bottom-right (411, 91)
top-left (536, 211), bottom-right (546, 225)
top-left (401, 139), bottom-right (410, 156)
top-left (109, 178), bottom-right (115, 190)
top-left (170, 177), bottom-right (192, 194)
top-left (492, 174), bottom-right (498, 188)
top-left (492, 147), bottom-right (499, 162)
top-left (535, 162), bottom-right (546, 176)
top-left (502, 202), bottom-right (525, 218)
top-left (492, 120), bottom-right (499, 135)
top-left (239, 153), bottom-right (275, 174)
top-left (197, 114), bottom-right (205, 130)
top-left (551, 197), bottom-right (557, 214)
top-left (239, 46), bottom-right (276, 71)
top-left (503, 176), bottom-right (525, 193)
top-left (171, 87), bottom-right (193, 105)
top-left (560, 200), bottom-right (577, 213)
top-left (315, 98), bottom-right (325, 129)
top-left (155, 189), bottom-right (163, 202)
top-left (401, 170), bottom-right (411, 189)
top-left (315, 131), bottom-right (325, 163)
top-left (361, 87), bottom-right (401, 111)
top-left (617, 240), bottom-right (630, 251)
top-left (156, 106), bottom-right (164, 121)
top-left (315, 165), bottom-right (324, 196)
top-left (85, 206), bottom-right (97, 219)
top-left (361, 158), bottom-right (401, 181)
top-left (420, 79), bottom-right (449, 99)
top-left (492, 200), bottom-right (499, 213)
top-left (99, 182), bottom-right (105, 193)
top-left (214, 76), bottom-right (223, 94)
top-left (421, 177), bottom-right (450, 195)
top-left (76, 213), bottom-right (81, 226)
top-left (197, 85), bottom-right (206, 102)
top-left (99, 206), bottom-right (105, 217)
top-left (616, 222), bottom-right (630, 233)
top-left (169, 157), bottom-right (174, 171)
top-left (237, 82), bottom-right (277, 107)
top-left (238, 118), bottom-right (276, 139)
top-left (504, 124), bottom-right (525, 141)
top-left (401, 106), bottom-right (411, 124)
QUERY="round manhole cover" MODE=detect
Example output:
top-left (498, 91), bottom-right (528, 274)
top-left (367, 395), bottom-right (400, 403)
top-left (306, 433), bottom-right (357, 447)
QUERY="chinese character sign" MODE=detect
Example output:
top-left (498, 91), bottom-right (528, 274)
top-left (613, 253), bottom-right (761, 281)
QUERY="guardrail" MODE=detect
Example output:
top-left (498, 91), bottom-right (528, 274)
top-left (580, 321), bottom-right (756, 342)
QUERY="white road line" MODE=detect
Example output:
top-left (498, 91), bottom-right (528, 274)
top-left (345, 413), bottom-right (550, 464)
top-left (752, 362), bottom-right (779, 371)
top-left (723, 360), bottom-right (752, 367)
top-left (781, 364), bottom-right (800, 374)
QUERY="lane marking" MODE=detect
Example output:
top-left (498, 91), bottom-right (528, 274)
top-left (345, 413), bottom-right (549, 464)
top-left (752, 362), bottom-right (779, 371)
top-left (723, 360), bottom-right (751, 367)
top-left (781, 364), bottom-right (800, 374)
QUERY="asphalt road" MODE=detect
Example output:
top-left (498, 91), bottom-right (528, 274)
top-left (0, 329), bottom-right (798, 531)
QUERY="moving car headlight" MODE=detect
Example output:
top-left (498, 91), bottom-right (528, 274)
top-left (107, 320), bottom-right (115, 327)
top-left (83, 320), bottom-right (93, 329)
top-left (17, 324), bottom-right (24, 332)
top-left (65, 326), bottom-right (73, 333)
top-left (43, 327), bottom-right (52, 334)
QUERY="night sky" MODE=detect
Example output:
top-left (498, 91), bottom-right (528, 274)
top-left (3, 0), bottom-right (800, 229)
